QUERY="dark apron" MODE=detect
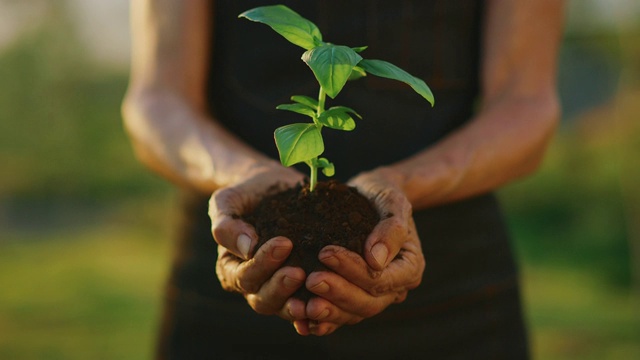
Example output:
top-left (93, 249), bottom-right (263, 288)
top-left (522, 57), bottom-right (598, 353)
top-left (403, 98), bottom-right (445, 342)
top-left (157, 1), bottom-right (529, 359)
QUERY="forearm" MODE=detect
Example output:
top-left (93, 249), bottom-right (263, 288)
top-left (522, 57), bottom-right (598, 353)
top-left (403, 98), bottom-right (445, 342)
top-left (123, 0), bottom-right (283, 193)
top-left (371, 0), bottom-right (563, 210)
top-left (382, 92), bottom-right (559, 210)
top-left (122, 89), bottom-right (280, 193)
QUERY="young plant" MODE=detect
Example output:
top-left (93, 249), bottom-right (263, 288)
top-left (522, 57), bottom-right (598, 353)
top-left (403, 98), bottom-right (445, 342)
top-left (239, 5), bottom-right (434, 191)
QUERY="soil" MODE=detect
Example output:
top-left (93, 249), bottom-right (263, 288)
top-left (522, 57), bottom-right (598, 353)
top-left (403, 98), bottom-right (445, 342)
top-left (244, 180), bottom-right (380, 300)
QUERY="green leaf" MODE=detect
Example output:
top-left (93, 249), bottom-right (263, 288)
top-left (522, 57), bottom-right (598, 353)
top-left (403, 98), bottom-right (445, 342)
top-left (317, 158), bottom-right (335, 177)
top-left (239, 5), bottom-right (323, 50)
top-left (302, 44), bottom-right (363, 98)
top-left (318, 106), bottom-right (360, 131)
top-left (359, 59), bottom-right (435, 106)
top-left (290, 95), bottom-right (318, 110)
top-left (348, 66), bottom-right (367, 81)
top-left (276, 103), bottom-right (317, 118)
top-left (274, 123), bottom-right (324, 166)
top-left (352, 46), bottom-right (368, 53)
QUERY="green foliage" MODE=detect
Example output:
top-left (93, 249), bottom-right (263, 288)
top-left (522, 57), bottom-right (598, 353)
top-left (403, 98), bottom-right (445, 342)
top-left (239, 4), bottom-right (433, 190)
top-left (302, 44), bottom-right (363, 99)
top-left (274, 123), bottom-right (324, 166)
top-left (359, 59), bottom-right (435, 104)
top-left (238, 5), bottom-right (322, 50)
top-left (318, 106), bottom-right (360, 130)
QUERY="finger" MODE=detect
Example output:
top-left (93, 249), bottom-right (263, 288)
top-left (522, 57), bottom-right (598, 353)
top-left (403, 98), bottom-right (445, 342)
top-left (308, 320), bottom-right (339, 336)
top-left (352, 181), bottom-right (413, 270)
top-left (222, 237), bottom-right (295, 294)
top-left (282, 297), bottom-right (307, 321)
top-left (216, 250), bottom-right (243, 294)
top-left (319, 242), bottom-right (424, 296)
top-left (305, 271), bottom-right (398, 319)
top-left (209, 185), bottom-right (251, 217)
top-left (293, 319), bottom-right (310, 336)
top-left (209, 189), bottom-right (258, 259)
top-left (216, 242), bottom-right (307, 316)
top-left (305, 296), bottom-right (363, 326)
top-left (216, 246), bottom-right (244, 293)
top-left (211, 214), bottom-right (259, 259)
top-left (363, 212), bottom-right (412, 270)
top-left (246, 266), bottom-right (306, 315)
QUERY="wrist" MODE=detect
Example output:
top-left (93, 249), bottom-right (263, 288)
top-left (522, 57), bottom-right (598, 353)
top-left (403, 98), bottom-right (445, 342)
top-left (358, 164), bottom-right (442, 210)
top-left (351, 166), bottom-right (406, 193)
top-left (369, 166), bottom-right (406, 190)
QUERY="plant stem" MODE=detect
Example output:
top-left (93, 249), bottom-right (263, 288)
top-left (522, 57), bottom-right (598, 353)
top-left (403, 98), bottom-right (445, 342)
top-left (307, 87), bottom-right (327, 192)
top-left (317, 87), bottom-right (326, 115)
top-left (309, 159), bottom-right (318, 192)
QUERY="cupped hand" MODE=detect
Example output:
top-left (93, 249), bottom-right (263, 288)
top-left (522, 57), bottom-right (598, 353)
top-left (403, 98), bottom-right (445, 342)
top-left (215, 238), bottom-right (307, 319)
top-left (209, 164), bottom-right (308, 320)
top-left (296, 167), bottom-right (425, 336)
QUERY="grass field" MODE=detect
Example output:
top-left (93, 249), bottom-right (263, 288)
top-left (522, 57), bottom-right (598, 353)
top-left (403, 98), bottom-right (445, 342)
top-left (0, 199), bottom-right (173, 360)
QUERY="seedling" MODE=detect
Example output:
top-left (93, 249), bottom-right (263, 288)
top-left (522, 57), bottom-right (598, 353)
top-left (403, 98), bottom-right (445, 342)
top-left (240, 5), bottom-right (434, 191)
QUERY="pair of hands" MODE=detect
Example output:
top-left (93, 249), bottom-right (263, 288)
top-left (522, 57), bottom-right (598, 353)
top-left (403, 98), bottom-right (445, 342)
top-left (209, 165), bottom-right (425, 336)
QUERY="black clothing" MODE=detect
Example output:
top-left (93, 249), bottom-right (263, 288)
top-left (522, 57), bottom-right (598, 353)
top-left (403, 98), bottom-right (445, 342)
top-left (157, 1), bottom-right (529, 359)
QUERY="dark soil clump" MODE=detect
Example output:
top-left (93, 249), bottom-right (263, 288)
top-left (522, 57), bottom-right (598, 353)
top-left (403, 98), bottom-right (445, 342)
top-left (244, 180), bottom-right (379, 300)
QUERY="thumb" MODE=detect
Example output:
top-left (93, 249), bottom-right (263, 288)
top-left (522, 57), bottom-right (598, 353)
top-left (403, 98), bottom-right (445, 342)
top-left (209, 187), bottom-right (258, 260)
top-left (364, 215), bottom-right (408, 270)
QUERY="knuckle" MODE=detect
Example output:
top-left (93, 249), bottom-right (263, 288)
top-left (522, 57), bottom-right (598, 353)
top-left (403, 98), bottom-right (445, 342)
top-left (237, 277), bottom-right (259, 294)
top-left (366, 267), bottom-right (383, 281)
top-left (211, 223), bottom-right (225, 243)
top-left (394, 291), bottom-right (408, 304)
top-left (221, 281), bottom-right (235, 293)
top-left (208, 193), bottom-right (219, 216)
top-left (210, 187), bottom-right (244, 217)
top-left (370, 283), bottom-right (391, 297)
top-left (216, 268), bottom-right (236, 293)
top-left (208, 189), bottom-right (228, 216)
top-left (216, 258), bottom-right (234, 292)
top-left (364, 271), bottom-right (390, 296)
top-left (400, 198), bottom-right (412, 218)
top-left (211, 216), bottom-right (234, 244)
top-left (386, 216), bottom-right (407, 236)
top-left (247, 297), bottom-right (275, 315)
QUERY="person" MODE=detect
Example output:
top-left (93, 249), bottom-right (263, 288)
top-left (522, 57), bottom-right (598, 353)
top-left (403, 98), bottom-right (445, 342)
top-left (122, 0), bottom-right (564, 358)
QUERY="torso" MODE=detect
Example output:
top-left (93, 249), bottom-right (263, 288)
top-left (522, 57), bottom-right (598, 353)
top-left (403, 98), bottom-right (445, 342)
top-left (159, 2), bottom-right (530, 357)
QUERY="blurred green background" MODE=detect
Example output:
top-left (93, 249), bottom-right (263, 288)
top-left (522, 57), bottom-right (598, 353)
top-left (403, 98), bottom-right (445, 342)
top-left (0, 1), bottom-right (638, 359)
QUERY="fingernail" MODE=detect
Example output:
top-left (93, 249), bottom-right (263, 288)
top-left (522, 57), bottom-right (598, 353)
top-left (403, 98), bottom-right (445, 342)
top-left (309, 281), bottom-right (329, 294)
top-left (237, 234), bottom-right (252, 259)
top-left (316, 309), bottom-right (330, 320)
top-left (283, 276), bottom-right (303, 289)
top-left (319, 254), bottom-right (339, 268)
top-left (371, 243), bottom-right (389, 268)
top-left (272, 246), bottom-right (290, 261)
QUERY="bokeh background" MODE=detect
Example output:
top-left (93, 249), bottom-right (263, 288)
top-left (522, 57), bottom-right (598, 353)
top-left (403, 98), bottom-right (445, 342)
top-left (1, 1), bottom-right (639, 359)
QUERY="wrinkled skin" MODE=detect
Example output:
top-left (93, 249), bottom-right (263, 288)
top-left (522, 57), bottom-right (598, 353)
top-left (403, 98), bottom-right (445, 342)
top-left (211, 167), bottom-right (425, 336)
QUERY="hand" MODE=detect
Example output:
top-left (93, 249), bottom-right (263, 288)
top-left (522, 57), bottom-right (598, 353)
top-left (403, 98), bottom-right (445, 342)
top-left (209, 164), bottom-right (308, 320)
top-left (215, 238), bottom-right (307, 319)
top-left (294, 167), bottom-right (425, 336)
